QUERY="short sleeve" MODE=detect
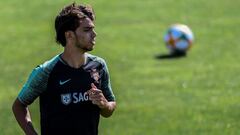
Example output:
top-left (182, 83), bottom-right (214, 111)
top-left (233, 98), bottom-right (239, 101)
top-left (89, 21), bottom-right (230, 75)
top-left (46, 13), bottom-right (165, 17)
top-left (100, 60), bottom-right (115, 102)
top-left (18, 66), bottom-right (49, 105)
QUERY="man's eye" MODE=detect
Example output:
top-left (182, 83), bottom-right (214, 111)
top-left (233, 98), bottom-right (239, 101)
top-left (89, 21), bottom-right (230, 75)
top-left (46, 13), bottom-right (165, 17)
top-left (84, 28), bottom-right (93, 32)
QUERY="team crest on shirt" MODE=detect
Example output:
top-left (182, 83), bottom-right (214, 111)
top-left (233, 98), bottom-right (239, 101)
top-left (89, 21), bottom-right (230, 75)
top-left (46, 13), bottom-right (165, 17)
top-left (90, 69), bottom-right (100, 83)
top-left (61, 93), bottom-right (72, 105)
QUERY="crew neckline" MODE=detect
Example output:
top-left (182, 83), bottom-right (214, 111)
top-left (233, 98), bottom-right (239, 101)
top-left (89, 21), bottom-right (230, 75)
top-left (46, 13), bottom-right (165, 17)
top-left (58, 53), bottom-right (90, 69)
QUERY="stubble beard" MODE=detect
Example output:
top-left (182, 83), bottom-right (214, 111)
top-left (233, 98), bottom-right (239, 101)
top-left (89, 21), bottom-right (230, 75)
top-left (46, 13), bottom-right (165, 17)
top-left (74, 32), bottom-right (94, 52)
top-left (75, 42), bottom-right (93, 52)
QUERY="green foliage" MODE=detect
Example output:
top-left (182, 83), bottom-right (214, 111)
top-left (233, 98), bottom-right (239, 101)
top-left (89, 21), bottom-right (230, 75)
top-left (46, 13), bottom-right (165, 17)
top-left (1, 0), bottom-right (240, 134)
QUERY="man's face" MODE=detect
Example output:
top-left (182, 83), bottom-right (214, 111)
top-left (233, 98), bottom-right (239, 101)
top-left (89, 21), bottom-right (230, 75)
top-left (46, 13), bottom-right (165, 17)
top-left (74, 18), bottom-right (97, 51)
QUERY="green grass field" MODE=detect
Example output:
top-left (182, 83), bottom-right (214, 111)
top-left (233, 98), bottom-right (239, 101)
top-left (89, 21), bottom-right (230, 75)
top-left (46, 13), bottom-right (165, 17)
top-left (1, 0), bottom-right (240, 134)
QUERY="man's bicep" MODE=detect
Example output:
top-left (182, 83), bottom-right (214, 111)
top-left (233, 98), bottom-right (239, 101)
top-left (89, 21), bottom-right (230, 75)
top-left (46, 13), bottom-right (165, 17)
top-left (18, 66), bottom-right (48, 105)
top-left (101, 61), bottom-right (115, 102)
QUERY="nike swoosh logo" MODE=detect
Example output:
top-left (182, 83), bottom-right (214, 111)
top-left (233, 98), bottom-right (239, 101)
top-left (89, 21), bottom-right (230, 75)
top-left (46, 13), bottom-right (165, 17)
top-left (59, 79), bottom-right (71, 85)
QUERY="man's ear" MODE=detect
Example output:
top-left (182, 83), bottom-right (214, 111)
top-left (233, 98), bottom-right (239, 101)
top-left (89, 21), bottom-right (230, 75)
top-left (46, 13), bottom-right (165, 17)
top-left (65, 31), bottom-right (75, 39)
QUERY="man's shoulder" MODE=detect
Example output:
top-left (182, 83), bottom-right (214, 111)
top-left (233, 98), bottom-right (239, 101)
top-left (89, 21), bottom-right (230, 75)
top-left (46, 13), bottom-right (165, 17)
top-left (87, 53), bottom-right (106, 64)
top-left (38, 54), bottom-right (61, 74)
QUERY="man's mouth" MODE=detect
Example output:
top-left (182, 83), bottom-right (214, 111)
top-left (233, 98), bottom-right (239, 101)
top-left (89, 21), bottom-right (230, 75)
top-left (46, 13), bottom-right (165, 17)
top-left (91, 39), bottom-right (96, 45)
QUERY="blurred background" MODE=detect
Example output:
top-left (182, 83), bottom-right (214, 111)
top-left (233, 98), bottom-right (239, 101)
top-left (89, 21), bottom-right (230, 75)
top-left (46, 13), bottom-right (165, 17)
top-left (1, 0), bottom-right (240, 134)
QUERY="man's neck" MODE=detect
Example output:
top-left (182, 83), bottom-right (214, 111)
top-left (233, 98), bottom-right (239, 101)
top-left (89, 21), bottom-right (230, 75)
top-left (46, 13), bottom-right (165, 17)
top-left (61, 47), bottom-right (87, 69)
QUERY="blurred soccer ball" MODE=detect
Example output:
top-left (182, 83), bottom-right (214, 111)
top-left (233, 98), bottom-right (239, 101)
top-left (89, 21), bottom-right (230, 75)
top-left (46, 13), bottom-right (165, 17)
top-left (164, 24), bottom-right (194, 54)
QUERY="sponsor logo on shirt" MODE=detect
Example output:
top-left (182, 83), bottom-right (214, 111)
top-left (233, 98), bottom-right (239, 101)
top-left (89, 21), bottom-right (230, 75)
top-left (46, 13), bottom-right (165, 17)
top-left (59, 78), bottom-right (71, 85)
top-left (61, 92), bottom-right (89, 105)
top-left (61, 93), bottom-right (72, 105)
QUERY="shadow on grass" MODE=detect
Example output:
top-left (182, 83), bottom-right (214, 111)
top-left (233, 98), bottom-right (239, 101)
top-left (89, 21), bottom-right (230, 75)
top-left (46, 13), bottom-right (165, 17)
top-left (155, 52), bottom-right (187, 59)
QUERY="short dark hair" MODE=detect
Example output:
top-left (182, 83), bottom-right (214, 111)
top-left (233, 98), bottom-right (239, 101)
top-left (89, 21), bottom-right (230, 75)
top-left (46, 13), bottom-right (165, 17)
top-left (55, 2), bottom-right (95, 46)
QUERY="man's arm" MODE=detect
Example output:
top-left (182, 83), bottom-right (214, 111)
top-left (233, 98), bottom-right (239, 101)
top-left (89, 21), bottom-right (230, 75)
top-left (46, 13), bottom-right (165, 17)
top-left (99, 101), bottom-right (116, 118)
top-left (88, 83), bottom-right (116, 118)
top-left (12, 98), bottom-right (38, 135)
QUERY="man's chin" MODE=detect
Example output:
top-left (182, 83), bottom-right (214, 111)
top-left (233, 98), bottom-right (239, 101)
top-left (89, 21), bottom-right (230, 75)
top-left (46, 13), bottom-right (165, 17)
top-left (83, 46), bottom-right (94, 52)
top-left (86, 48), bottom-right (93, 51)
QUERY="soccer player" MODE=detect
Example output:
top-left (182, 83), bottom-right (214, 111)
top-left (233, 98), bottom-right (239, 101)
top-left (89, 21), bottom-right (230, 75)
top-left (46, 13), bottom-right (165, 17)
top-left (12, 3), bottom-right (116, 135)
